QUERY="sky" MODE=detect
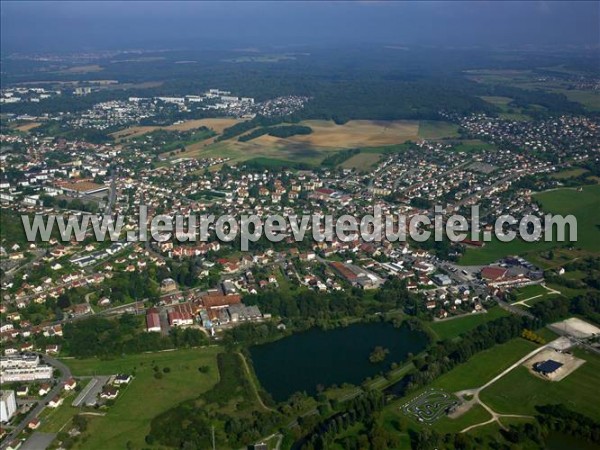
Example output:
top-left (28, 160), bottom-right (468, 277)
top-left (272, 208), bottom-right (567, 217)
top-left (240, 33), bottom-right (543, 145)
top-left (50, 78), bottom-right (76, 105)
top-left (1, 1), bottom-right (599, 53)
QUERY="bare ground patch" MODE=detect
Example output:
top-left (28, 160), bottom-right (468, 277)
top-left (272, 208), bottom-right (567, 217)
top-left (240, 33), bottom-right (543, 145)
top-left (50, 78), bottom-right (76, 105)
top-left (13, 122), bottom-right (42, 132)
top-left (524, 348), bottom-right (586, 382)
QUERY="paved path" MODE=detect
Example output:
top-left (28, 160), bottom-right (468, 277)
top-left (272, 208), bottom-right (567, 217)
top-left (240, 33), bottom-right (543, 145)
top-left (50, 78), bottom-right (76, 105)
top-left (455, 344), bottom-right (548, 433)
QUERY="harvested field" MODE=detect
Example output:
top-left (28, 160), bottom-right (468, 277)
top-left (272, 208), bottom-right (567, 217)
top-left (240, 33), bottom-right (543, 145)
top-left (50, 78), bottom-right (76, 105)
top-left (13, 122), bottom-right (42, 132)
top-left (341, 152), bottom-right (381, 170)
top-left (263, 120), bottom-right (418, 148)
top-left (58, 64), bottom-right (103, 74)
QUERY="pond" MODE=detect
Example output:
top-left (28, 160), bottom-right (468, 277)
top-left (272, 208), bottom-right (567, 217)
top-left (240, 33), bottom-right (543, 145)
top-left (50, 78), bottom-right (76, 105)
top-left (249, 321), bottom-right (429, 402)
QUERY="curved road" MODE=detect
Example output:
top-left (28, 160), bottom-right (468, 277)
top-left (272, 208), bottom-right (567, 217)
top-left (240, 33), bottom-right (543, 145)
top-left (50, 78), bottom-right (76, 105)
top-left (455, 344), bottom-right (548, 433)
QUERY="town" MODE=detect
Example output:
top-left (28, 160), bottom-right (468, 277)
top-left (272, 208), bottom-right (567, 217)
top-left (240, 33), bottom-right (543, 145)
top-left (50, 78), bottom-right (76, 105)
top-left (1, 3), bottom-right (599, 449)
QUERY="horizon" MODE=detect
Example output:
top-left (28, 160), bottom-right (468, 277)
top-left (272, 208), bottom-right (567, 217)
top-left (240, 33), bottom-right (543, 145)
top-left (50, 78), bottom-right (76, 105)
top-left (1, 1), bottom-right (599, 53)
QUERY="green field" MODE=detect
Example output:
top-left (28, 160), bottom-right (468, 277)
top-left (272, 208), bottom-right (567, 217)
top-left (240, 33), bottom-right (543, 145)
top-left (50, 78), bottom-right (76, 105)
top-left (38, 391), bottom-right (79, 433)
top-left (417, 121), bottom-right (460, 140)
top-left (430, 338), bottom-right (539, 393)
top-left (480, 349), bottom-right (600, 421)
top-left (553, 89), bottom-right (600, 112)
top-left (380, 338), bottom-right (539, 435)
top-left (479, 95), bottom-right (533, 121)
top-left (428, 306), bottom-right (509, 341)
top-left (534, 184), bottom-right (600, 253)
top-left (459, 236), bottom-right (558, 266)
top-left (460, 184), bottom-right (600, 265)
top-left (64, 346), bottom-right (221, 450)
top-left (550, 168), bottom-right (589, 180)
top-left (514, 284), bottom-right (547, 299)
top-left (450, 139), bottom-right (496, 153)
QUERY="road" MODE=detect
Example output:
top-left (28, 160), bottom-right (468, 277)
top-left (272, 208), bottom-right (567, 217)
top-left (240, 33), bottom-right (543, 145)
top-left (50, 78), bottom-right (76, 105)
top-left (1, 355), bottom-right (72, 449)
top-left (454, 344), bottom-right (548, 433)
top-left (104, 169), bottom-right (117, 215)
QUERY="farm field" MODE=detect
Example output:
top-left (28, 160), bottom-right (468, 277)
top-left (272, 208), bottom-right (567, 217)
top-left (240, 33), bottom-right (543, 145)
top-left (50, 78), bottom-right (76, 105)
top-left (552, 89), bottom-right (600, 112)
top-left (480, 349), bottom-right (600, 421)
top-left (176, 119), bottom-right (420, 165)
top-left (280, 119), bottom-right (419, 147)
top-left (550, 168), bottom-right (589, 179)
top-left (340, 152), bottom-right (381, 170)
top-left (63, 346), bottom-right (221, 450)
top-left (428, 306), bottom-right (509, 341)
top-left (459, 184), bottom-right (600, 265)
top-left (111, 118), bottom-right (244, 141)
top-left (13, 121), bottom-right (42, 132)
top-left (417, 120), bottom-right (460, 139)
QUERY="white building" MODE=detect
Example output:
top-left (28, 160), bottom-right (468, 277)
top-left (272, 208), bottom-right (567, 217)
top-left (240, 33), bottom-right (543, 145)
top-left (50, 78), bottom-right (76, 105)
top-left (0, 390), bottom-right (17, 423)
top-left (1, 365), bottom-right (54, 383)
top-left (1, 354), bottom-right (40, 369)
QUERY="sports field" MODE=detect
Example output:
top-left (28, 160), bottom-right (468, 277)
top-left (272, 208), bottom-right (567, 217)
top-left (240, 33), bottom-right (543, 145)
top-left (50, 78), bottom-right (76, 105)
top-left (63, 346), bottom-right (221, 450)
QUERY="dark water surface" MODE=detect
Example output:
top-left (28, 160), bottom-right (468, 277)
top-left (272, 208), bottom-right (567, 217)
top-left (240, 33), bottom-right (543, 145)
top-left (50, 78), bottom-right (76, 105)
top-left (250, 321), bottom-right (428, 401)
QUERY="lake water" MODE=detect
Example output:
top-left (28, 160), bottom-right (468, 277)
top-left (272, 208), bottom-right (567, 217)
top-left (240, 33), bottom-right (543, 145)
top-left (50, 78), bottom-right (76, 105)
top-left (249, 321), bottom-right (429, 402)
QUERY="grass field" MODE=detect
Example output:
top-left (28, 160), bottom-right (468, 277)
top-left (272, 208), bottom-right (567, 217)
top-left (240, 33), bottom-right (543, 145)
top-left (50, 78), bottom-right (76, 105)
top-left (479, 95), bottom-right (532, 121)
top-left (450, 139), bottom-right (496, 153)
top-left (341, 152), bottom-right (382, 170)
top-left (431, 338), bottom-right (539, 393)
top-left (534, 185), bottom-right (600, 253)
top-left (513, 284), bottom-right (547, 300)
top-left (111, 118), bottom-right (244, 141)
top-left (550, 168), bottom-right (589, 180)
top-left (460, 184), bottom-right (600, 265)
top-left (380, 338), bottom-right (539, 435)
top-left (38, 391), bottom-right (78, 433)
top-left (552, 89), bottom-right (600, 112)
top-left (65, 347), bottom-right (221, 450)
top-left (468, 68), bottom-right (599, 112)
top-left (428, 306), bottom-right (509, 341)
top-left (417, 121), bottom-right (460, 139)
top-left (480, 349), bottom-right (600, 421)
top-left (459, 236), bottom-right (558, 266)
